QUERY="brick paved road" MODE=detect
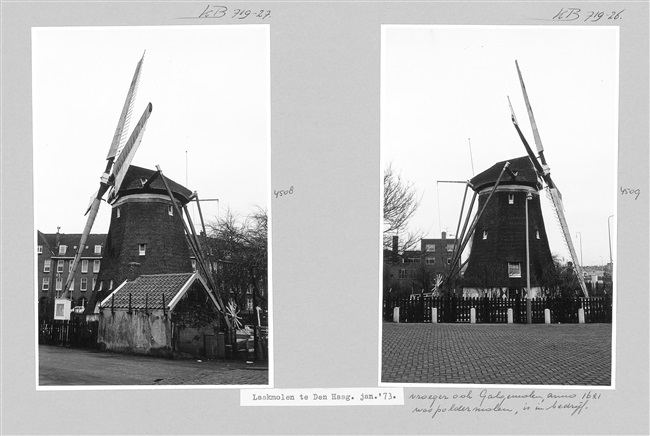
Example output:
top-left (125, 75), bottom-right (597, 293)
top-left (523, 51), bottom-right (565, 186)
top-left (382, 323), bottom-right (612, 385)
top-left (39, 345), bottom-right (268, 386)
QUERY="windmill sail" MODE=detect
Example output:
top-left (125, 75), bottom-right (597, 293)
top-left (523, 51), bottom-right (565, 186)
top-left (512, 61), bottom-right (588, 297)
top-left (60, 54), bottom-right (150, 301)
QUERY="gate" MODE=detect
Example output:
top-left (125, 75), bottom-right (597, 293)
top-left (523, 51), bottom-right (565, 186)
top-left (39, 319), bottom-right (99, 348)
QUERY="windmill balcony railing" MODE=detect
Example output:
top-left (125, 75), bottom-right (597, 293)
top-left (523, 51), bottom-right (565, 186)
top-left (383, 295), bottom-right (612, 324)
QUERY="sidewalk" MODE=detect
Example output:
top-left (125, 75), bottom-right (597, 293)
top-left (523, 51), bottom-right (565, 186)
top-left (39, 345), bottom-right (268, 386)
top-left (382, 323), bottom-right (612, 385)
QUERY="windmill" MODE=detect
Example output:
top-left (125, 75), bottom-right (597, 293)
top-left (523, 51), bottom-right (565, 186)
top-left (509, 60), bottom-right (589, 298)
top-left (60, 53), bottom-right (230, 326)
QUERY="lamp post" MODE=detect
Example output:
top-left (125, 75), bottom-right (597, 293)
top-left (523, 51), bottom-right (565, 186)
top-left (607, 215), bottom-right (614, 266)
top-left (525, 192), bottom-right (532, 324)
top-left (575, 231), bottom-right (583, 266)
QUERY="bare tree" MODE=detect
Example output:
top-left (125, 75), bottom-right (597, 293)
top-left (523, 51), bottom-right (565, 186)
top-left (383, 163), bottom-right (422, 251)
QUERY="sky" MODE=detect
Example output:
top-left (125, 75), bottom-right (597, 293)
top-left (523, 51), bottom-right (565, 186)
top-left (33, 25), bottom-right (269, 236)
top-left (382, 25), bottom-right (618, 266)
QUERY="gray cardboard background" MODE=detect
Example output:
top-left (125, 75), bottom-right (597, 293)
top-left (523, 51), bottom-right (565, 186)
top-left (1, 1), bottom-right (648, 434)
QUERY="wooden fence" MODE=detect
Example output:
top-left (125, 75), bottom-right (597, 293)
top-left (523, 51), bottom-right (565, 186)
top-left (383, 296), bottom-right (612, 324)
top-left (39, 319), bottom-right (99, 348)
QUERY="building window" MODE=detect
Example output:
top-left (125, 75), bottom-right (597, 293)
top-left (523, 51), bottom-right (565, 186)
top-left (81, 260), bottom-right (88, 273)
top-left (508, 194), bottom-right (515, 204)
top-left (410, 269), bottom-right (417, 278)
top-left (56, 276), bottom-right (63, 291)
top-left (37, 245), bottom-right (43, 254)
top-left (42, 277), bottom-right (49, 291)
top-left (57, 259), bottom-right (64, 273)
top-left (98, 281), bottom-right (103, 291)
top-left (508, 262), bottom-right (522, 278)
top-left (425, 257), bottom-right (435, 265)
top-left (43, 260), bottom-right (51, 273)
top-left (139, 244), bottom-right (147, 255)
top-left (94, 245), bottom-right (102, 255)
top-left (58, 245), bottom-right (67, 255)
top-left (80, 278), bottom-right (87, 291)
top-left (168, 205), bottom-right (174, 216)
top-left (92, 278), bottom-right (97, 290)
top-left (69, 261), bottom-right (73, 272)
top-left (93, 260), bottom-right (101, 273)
top-left (425, 244), bottom-right (435, 252)
top-left (483, 231), bottom-right (488, 240)
top-left (117, 207), bottom-right (121, 218)
top-left (69, 279), bottom-right (74, 291)
top-left (191, 259), bottom-right (197, 271)
top-left (398, 269), bottom-right (407, 279)
top-left (446, 244), bottom-right (454, 252)
top-left (407, 257), bottom-right (420, 264)
top-left (536, 230), bottom-right (540, 240)
top-left (447, 257), bottom-right (452, 264)
top-left (109, 280), bottom-right (114, 290)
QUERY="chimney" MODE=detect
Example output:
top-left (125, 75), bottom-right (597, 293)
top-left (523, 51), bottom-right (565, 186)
top-left (442, 231), bottom-right (447, 240)
top-left (56, 226), bottom-right (61, 248)
top-left (127, 262), bottom-right (141, 282)
top-left (392, 235), bottom-right (399, 262)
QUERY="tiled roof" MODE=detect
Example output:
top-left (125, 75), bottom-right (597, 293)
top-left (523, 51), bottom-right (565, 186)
top-left (116, 165), bottom-right (192, 204)
top-left (470, 156), bottom-right (539, 192)
top-left (39, 233), bottom-right (107, 257)
top-left (101, 273), bottom-right (195, 310)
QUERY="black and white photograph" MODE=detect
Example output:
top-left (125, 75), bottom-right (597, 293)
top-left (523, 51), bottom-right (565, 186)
top-left (32, 25), bottom-right (271, 387)
top-left (380, 25), bottom-right (618, 386)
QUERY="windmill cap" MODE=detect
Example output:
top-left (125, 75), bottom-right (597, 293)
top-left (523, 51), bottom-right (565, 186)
top-left (470, 155), bottom-right (539, 192)
top-left (116, 165), bottom-right (193, 204)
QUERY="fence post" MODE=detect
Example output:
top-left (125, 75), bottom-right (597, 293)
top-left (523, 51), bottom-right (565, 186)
top-left (432, 307), bottom-right (437, 324)
top-left (544, 308), bottom-right (551, 324)
top-left (578, 307), bottom-right (585, 324)
top-left (507, 308), bottom-right (513, 324)
top-left (470, 308), bottom-right (476, 324)
top-left (393, 307), bottom-right (400, 323)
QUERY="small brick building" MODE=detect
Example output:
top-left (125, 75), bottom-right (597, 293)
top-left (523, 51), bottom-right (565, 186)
top-left (97, 272), bottom-right (222, 358)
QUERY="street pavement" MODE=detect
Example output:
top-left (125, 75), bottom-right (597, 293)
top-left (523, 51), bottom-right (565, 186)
top-left (382, 323), bottom-right (612, 385)
top-left (39, 345), bottom-right (268, 386)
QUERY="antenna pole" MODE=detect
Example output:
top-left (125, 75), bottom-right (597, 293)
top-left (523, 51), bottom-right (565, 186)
top-left (468, 138), bottom-right (475, 176)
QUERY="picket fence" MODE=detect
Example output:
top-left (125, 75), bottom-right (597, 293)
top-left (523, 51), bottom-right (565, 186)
top-left (383, 296), bottom-right (612, 324)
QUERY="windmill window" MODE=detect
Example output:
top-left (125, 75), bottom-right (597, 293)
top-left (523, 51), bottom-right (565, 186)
top-left (43, 260), bottom-right (51, 273)
top-left (398, 269), bottom-right (407, 279)
top-left (117, 207), bottom-right (121, 218)
top-left (140, 178), bottom-right (148, 186)
top-left (508, 262), bottom-right (522, 278)
top-left (42, 277), bottom-right (49, 291)
top-left (37, 245), bottom-right (43, 254)
top-left (55, 277), bottom-right (63, 291)
top-left (109, 280), bottom-right (113, 290)
top-left (483, 231), bottom-right (488, 240)
top-left (57, 260), bottom-right (64, 273)
top-left (81, 260), bottom-right (88, 273)
top-left (168, 205), bottom-right (174, 216)
top-left (508, 194), bottom-right (515, 204)
top-left (425, 257), bottom-right (435, 265)
top-left (93, 260), bottom-right (101, 273)
top-left (80, 278), bottom-right (87, 291)
top-left (94, 245), bottom-right (102, 255)
top-left (536, 230), bottom-right (540, 240)
top-left (139, 244), bottom-right (147, 256)
top-left (58, 245), bottom-right (67, 255)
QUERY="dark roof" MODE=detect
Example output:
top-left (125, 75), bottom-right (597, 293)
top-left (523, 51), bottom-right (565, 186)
top-left (115, 165), bottom-right (192, 204)
top-left (38, 232), bottom-right (107, 257)
top-left (470, 156), bottom-right (540, 192)
top-left (100, 273), bottom-right (195, 310)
